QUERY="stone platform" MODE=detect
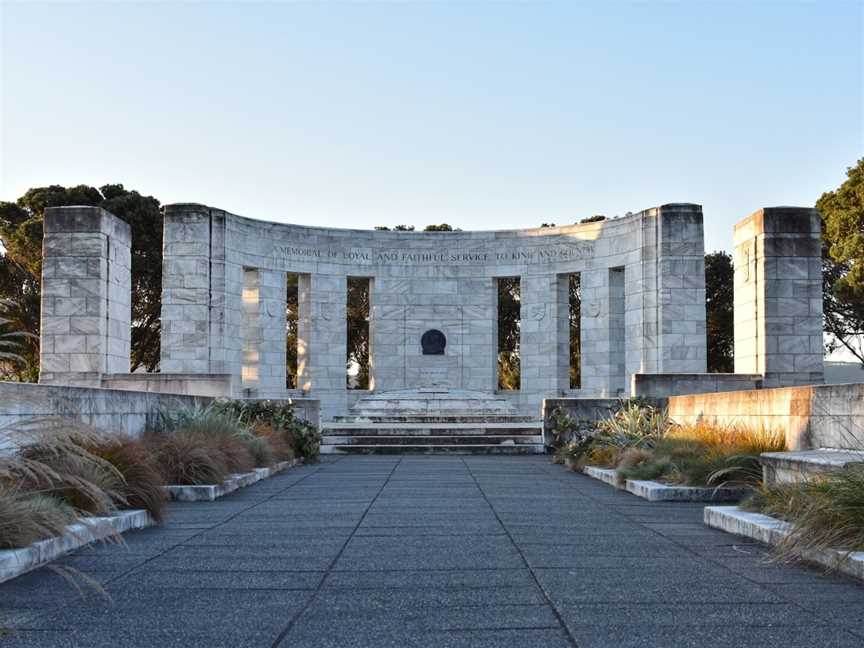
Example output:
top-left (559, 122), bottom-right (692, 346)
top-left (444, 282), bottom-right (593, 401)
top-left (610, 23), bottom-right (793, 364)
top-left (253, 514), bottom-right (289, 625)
top-left (321, 389), bottom-right (545, 454)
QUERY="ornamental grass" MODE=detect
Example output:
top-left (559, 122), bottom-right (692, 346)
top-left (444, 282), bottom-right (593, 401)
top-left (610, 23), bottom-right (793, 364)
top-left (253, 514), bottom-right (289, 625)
top-left (744, 466), bottom-right (864, 562)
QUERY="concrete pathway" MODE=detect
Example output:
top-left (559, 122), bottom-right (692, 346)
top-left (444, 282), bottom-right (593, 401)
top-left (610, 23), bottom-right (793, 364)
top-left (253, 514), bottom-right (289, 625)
top-left (3, 456), bottom-right (864, 647)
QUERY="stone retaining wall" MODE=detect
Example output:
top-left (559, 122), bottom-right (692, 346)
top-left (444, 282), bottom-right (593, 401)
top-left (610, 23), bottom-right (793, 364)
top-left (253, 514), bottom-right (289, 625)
top-left (668, 383), bottom-right (864, 450)
top-left (0, 382), bottom-right (321, 438)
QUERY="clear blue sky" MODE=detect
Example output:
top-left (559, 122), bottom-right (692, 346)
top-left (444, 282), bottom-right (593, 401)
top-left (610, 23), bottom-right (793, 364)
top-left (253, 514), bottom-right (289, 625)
top-left (1, 1), bottom-right (861, 252)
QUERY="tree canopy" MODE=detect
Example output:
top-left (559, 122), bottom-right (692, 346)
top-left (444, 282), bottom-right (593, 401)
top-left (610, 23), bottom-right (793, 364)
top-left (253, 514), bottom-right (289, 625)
top-left (0, 184), bottom-right (163, 378)
top-left (819, 159), bottom-right (864, 364)
top-left (704, 251), bottom-right (734, 373)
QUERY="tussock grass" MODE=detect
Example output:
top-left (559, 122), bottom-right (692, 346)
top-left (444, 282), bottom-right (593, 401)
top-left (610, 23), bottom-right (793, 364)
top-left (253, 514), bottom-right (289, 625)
top-left (745, 467), bottom-right (864, 562)
top-left (0, 488), bottom-right (77, 549)
top-left (241, 436), bottom-right (275, 468)
top-left (146, 433), bottom-right (229, 486)
top-left (608, 419), bottom-right (785, 488)
top-left (2, 420), bottom-right (123, 517)
top-left (87, 438), bottom-right (166, 522)
top-left (581, 418), bottom-right (786, 487)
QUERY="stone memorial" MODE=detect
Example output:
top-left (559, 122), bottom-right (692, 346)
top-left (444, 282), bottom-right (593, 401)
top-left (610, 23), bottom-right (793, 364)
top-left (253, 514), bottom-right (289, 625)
top-left (36, 202), bottom-right (824, 453)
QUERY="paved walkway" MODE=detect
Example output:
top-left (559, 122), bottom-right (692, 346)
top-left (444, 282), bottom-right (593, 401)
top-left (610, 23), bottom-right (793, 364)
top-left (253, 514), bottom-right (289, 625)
top-left (3, 456), bottom-right (864, 647)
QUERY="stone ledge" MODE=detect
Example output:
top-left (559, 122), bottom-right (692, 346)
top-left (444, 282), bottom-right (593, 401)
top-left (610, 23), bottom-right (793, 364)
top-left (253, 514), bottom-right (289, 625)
top-left (581, 466), bottom-right (622, 489)
top-left (704, 506), bottom-right (864, 582)
top-left (580, 465), bottom-right (747, 501)
top-left (163, 460), bottom-right (298, 502)
top-left (761, 449), bottom-right (864, 485)
top-left (625, 479), bottom-right (748, 502)
top-left (0, 509), bottom-right (153, 584)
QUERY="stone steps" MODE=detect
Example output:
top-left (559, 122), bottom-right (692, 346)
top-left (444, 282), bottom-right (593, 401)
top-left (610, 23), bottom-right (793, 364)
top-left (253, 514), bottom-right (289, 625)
top-left (332, 414), bottom-right (536, 423)
top-left (322, 443), bottom-right (545, 455)
top-left (323, 434), bottom-right (542, 445)
top-left (324, 422), bottom-right (541, 434)
top-left (324, 389), bottom-right (543, 454)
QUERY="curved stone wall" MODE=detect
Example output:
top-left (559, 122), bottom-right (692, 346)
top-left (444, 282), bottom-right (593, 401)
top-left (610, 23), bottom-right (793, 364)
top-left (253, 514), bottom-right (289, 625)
top-left (159, 203), bottom-right (707, 417)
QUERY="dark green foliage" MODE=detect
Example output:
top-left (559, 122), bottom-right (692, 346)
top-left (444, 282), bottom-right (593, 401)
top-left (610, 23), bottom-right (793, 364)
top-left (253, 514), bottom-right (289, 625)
top-left (347, 277), bottom-right (370, 389)
top-left (374, 224), bottom-right (415, 231)
top-left (819, 159), bottom-right (864, 365)
top-left (497, 277), bottom-right (521, 390)
top-left (705, 251), bottom-right (734, 373)
top-left (286, 418), bottom-right (321, 460)
top-left (212, 399), bottom-right (296, 431)
top-left (580, 215), bottom-right (606, 224)
top-left (0, 183), bottom-right (164, 376)
top-left (286, 274), bottom-right (299, 388)
top-left (423, 223), bottom-right (459, 231)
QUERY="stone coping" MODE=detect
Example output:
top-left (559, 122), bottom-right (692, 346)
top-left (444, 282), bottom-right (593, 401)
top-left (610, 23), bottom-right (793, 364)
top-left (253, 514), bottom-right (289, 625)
top-left (0, 509), bottom-right (153, 584)
top-left (704, 506), bottom-right (864, 582)
top-left (163, 460), bottom-right (298, 502)
top-left (761, 449), bottom-right (864, 469)
top-left (580, 465), bottom-right (748, 502)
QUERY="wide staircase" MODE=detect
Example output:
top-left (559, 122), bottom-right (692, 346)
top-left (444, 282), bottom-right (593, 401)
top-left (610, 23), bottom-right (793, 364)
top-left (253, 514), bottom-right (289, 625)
top-left (320, 389), bottom-right (545, 454)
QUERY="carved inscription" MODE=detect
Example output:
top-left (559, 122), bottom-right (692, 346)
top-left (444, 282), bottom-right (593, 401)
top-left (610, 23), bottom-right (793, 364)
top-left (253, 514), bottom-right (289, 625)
top-left (271, 242), bottom-right (594, 267)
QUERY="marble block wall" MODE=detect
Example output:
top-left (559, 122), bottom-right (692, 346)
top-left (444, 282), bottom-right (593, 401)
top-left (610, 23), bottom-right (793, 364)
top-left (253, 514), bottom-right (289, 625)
top-left (39, 206), bottom-right (131, 387)
top-left (733, 207), bottom-right (824, 387)
top-left (157, 203), bottom-right (708, 418)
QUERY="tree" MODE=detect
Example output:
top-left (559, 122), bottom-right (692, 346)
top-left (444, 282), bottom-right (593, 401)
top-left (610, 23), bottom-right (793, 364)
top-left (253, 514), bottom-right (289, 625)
top-left (374, 225), bottom-right (415, 231)
top-left (0, 184), bottom-right (163, 377)
top-left (346, 277), bottom-right (371, 389)
top-left (0, 257), bottom-right (40, 381)
top-left (819, 159), bottom-right (864, 364)
top-left (704, 251), bottom-right (734, 373)
top-left (423, 224), bottom-right (458, 232)
top-left (497, 277), bottom-right (521, 390)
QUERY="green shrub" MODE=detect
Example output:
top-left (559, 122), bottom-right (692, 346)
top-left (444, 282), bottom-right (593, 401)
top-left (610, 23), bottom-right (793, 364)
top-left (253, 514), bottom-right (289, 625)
top-left (595, 402), bottom-right (669, 451)
top-left (208, 399), bottom-right (320, 461)
top-left (210, 399), bottom-right (295, 433)
top-left (286, 418), bottom-right (321, 461)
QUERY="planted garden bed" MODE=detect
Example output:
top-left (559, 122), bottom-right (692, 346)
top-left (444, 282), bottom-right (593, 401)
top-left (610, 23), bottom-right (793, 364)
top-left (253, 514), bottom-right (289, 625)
top-left (553, 400), bottom-right (784, 501)
top-left (580, 464), bottom-right (749, 501)
top-left (705, 506), bottom-right (864, 582)
top-left (164, 459), bottom-right (300, 501)
top-left (0, 509), bottom-right (153, 584)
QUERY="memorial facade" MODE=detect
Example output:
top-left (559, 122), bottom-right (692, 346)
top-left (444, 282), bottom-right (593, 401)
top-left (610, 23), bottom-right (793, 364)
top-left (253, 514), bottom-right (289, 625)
top-left (37, 202), bottom-right (824, 432)
top-left (157, 202), bottom-right (707, 418)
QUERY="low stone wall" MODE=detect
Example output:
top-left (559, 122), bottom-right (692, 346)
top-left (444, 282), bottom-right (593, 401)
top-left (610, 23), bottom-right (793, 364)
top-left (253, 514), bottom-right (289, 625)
top-left (631, 373), bottom-right (762, 398)
top-left (0, 382), bottom-right (322, 438)
top-left (668, 383), bottom-right (864, 450)
top-left (0, 382), bottom-right (211, 438)
top-left (101, 373), bottom-right (233, 398)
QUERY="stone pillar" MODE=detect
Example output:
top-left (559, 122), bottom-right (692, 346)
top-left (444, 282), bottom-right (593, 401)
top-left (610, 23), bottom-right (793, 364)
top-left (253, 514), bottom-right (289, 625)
top-left (257, 269), bottom-right (288, 398)
top-left (580, 267), bottom-right (617, 396)
top-left (555, 274), bottom-right (573, 391)
top-left (297, 273), bottom-right (347, 418)
top-left (655, 203), bottom-right (708, 373)
top-left (520, 273), bottom-right (559, 398)
top-left (160, 204), bottom-right (236, 376)
top-left (734, 207), bottom-right (823, 386)
top-left (39, 206), bottom-right (131, 386)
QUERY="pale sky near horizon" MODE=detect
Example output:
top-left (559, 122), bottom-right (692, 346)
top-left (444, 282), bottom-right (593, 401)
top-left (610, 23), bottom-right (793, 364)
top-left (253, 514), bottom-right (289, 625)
top-left (1, 1), bottom-right (861, 252)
